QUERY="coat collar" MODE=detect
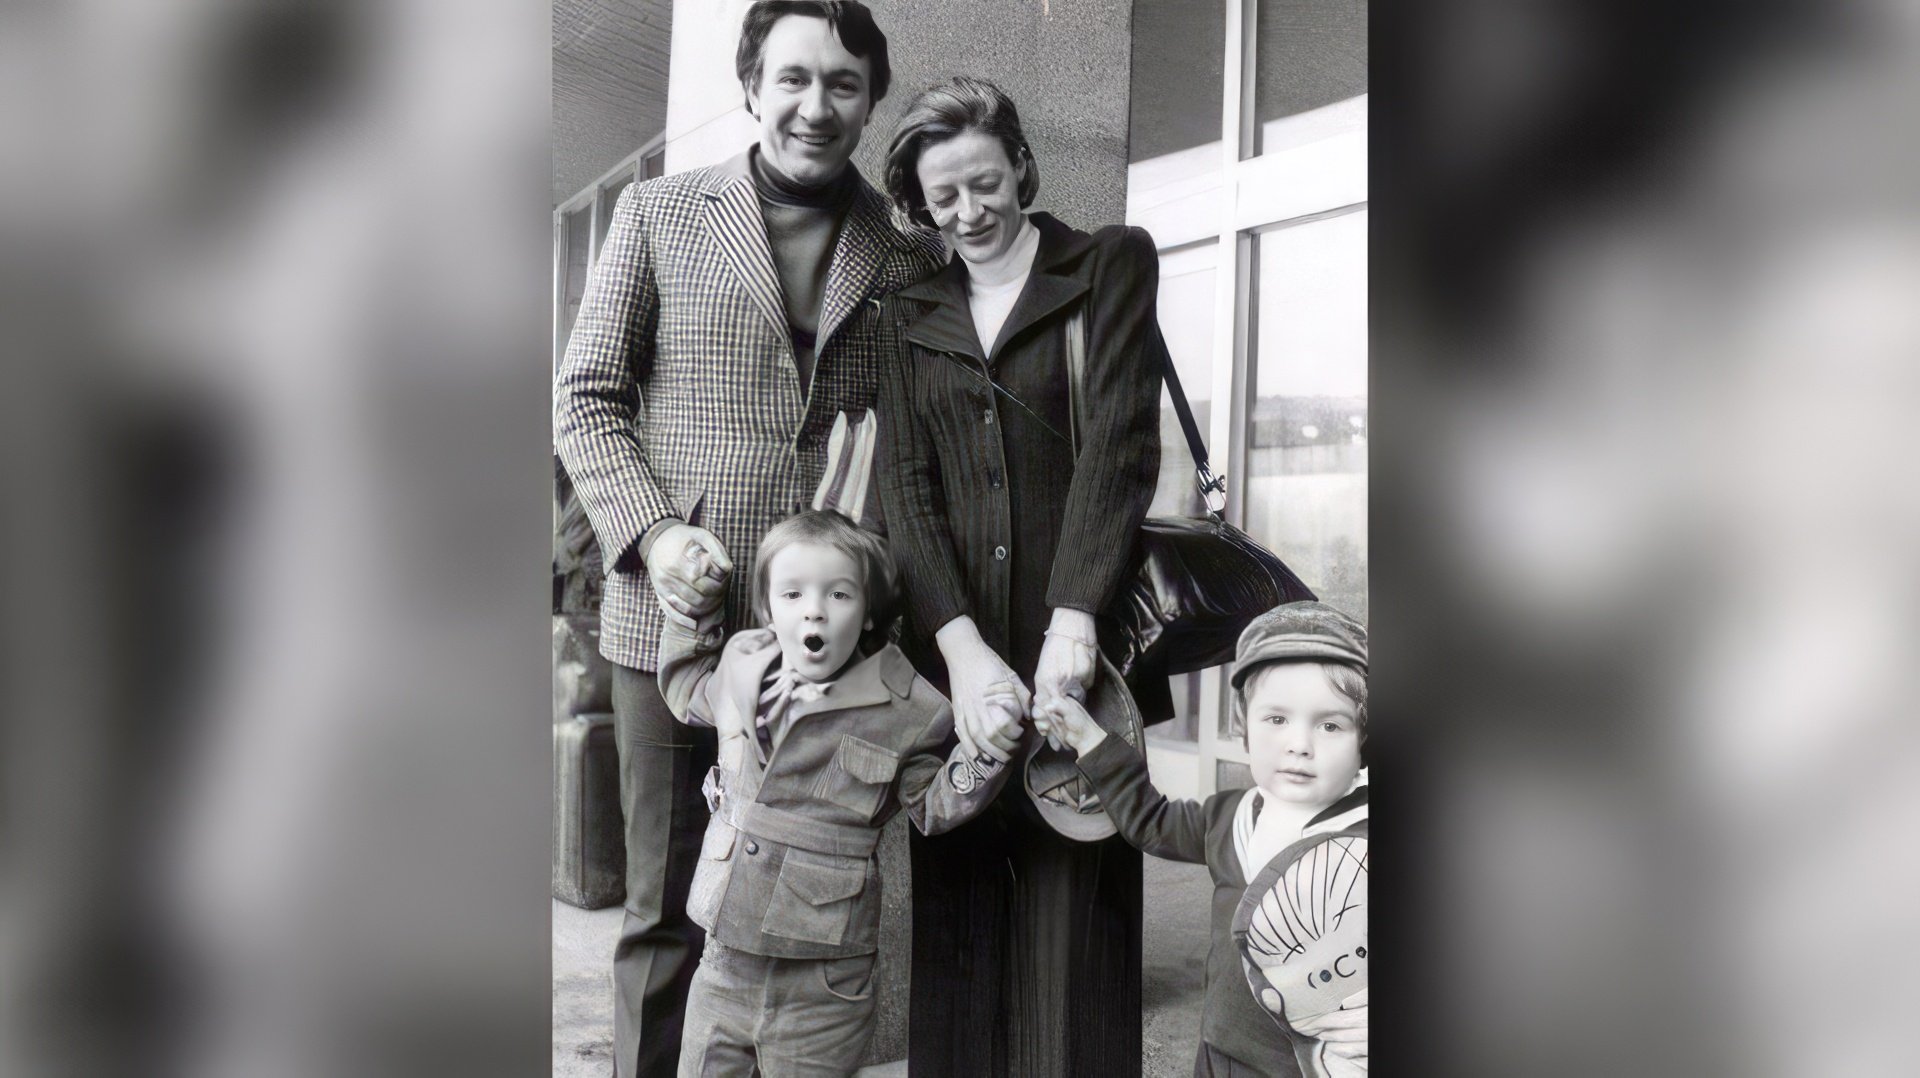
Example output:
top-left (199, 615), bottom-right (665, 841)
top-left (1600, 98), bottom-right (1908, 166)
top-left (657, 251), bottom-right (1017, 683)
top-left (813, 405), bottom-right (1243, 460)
top-left (700, 148), bottom-right (926, 352)
top-left (897, 212), bottom-right (1097, 361)
top-left (722, 631), bottom-right (916, 726)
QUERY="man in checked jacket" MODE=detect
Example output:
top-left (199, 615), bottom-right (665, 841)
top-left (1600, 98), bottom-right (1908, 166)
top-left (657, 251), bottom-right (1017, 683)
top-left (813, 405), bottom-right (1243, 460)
top-left (553, 4), bottom-right (942, 1075)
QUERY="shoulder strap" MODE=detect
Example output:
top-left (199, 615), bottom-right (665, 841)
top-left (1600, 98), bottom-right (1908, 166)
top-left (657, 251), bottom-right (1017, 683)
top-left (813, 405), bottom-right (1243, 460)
top-left (1063, 306), bottom-right (1227, 515)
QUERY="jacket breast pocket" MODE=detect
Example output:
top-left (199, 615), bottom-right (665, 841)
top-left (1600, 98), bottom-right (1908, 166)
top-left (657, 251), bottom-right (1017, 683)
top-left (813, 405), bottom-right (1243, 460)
top-left (811, 736), bottom-right (900, 818)
top-left (762, 851), bottom-right (870, 946)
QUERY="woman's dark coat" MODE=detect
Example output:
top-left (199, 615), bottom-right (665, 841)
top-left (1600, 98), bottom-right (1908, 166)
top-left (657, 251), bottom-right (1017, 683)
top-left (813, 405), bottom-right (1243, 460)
top-left (877, 212), bottom-right (1168, 1078)
top-left (878, 211), bottom-right (1165, 679)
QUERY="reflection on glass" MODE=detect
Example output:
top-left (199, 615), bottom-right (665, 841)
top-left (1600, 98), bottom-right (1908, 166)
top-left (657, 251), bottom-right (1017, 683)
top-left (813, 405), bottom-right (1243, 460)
top-left (1128, 0), bottom-right (1225, 163)
top-left (595, 175), bottom-right (633, 253)
top-left (561, 207), bottom-right (592, 352)
top-left (1251, 0), bottom-right (1366, 157)
top-left (1145, 241), bottom-right (1219, 744)
top-left (1230, 209), bottom-right (1366, 735)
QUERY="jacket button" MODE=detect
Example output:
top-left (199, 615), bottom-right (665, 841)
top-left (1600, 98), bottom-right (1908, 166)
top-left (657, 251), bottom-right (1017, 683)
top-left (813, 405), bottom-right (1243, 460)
top-left (983, 410), bottom-right (993, 425)
top-left (744, 839), bottom-right (759, 856)
top-left (993, 545), bottom-right (1007, 561)
top-left (989, 472), bottom-right (1002, 489)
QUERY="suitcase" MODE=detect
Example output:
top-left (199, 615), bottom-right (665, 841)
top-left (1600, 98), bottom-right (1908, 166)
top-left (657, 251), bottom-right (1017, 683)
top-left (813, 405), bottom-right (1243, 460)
top-left (553, 712), bottom-right (627, 909)
top-left (553, 614), bottom-right (613, 722)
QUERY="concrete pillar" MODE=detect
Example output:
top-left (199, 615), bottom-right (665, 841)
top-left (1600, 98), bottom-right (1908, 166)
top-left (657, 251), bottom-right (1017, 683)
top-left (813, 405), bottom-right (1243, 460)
top-left (659, 1), bottom-right (1136, 1064)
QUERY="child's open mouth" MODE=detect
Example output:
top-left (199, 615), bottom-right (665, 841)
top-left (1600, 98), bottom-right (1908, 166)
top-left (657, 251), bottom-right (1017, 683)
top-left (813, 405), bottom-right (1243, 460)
top-left (802, 633), bottom-right (826, 655)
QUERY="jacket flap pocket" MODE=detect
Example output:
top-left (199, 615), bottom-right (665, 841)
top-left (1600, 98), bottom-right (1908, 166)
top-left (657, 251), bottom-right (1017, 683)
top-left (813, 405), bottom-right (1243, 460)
top-left (700, 820), bottom-right (736, 861)
top-left (779, 858), bottom-right (867, 906)
top-left (835, 736), bottom-right (899, 784)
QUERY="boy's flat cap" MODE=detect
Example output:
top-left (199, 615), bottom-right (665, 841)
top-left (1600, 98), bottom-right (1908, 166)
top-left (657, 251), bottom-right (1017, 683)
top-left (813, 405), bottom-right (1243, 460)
top-left (1229, 601), bottom-right (1368, 690)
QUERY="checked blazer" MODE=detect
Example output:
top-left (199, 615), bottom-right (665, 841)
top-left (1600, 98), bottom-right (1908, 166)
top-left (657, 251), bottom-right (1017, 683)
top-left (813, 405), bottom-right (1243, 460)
top-left (555, 150), bottom-right (944, 671)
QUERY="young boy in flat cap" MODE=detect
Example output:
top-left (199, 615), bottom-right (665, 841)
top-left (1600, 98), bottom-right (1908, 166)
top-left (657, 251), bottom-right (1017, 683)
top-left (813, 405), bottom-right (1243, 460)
top-left (1036, 601), bottom-right (1372, 1077)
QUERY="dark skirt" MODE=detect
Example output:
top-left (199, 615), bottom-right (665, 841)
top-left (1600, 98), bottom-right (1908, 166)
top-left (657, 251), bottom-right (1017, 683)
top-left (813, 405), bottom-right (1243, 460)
top-left (908, 787), bottom-right (1143, 1078)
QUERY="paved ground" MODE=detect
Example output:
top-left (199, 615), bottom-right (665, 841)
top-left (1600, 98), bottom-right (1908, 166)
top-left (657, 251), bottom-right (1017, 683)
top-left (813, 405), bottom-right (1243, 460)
top-left (553, 855), bottom-right (1212, 1077)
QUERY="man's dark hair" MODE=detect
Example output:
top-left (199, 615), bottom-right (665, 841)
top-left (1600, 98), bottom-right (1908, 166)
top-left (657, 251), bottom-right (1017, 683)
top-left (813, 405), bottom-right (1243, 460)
top-left (884, 76), bottom-right (1041, 230)
top-left (736, 1), bottom-right (892, 110)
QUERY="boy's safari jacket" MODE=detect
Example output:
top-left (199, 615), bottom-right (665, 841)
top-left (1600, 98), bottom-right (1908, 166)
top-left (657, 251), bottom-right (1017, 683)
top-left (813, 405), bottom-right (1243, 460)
top-left (658, 623), bottom-right (1006, 960)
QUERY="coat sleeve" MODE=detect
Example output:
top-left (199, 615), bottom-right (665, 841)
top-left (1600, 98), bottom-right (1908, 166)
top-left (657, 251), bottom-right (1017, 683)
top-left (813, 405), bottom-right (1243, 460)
top-left (1046, 227), bottom-right (1166, 614)
top-left (897, 695), bottom-right (1010, 835)
top-left (876, 302), bottom-right (973, 636)
top-left (554, 182), bottom-right (681, 574)
top-left (1072, 733), bottom-right (1208, 864)
top-left (656, 620), bottom-right (723, 729)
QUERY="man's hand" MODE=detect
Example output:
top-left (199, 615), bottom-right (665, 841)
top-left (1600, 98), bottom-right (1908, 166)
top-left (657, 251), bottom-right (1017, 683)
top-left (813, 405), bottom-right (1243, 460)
top-left (1033, 695), bottom-right (1107, 757)
top-left (1034, 607), bottom-right (1098, 711)
top-left (935, 617), bottom-right (1031, 763)
top-left (649, 522), bottom-right (732, 629)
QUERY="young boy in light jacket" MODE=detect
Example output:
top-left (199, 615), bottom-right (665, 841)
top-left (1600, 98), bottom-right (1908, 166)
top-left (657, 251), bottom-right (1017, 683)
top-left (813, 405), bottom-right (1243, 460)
top-left (658, 509), bottom-right (1021, 1077)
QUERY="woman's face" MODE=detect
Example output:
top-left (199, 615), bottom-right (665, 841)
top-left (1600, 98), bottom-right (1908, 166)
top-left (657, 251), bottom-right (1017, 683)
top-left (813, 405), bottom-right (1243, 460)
top-left (916, 128), bottom-right (1027, 264)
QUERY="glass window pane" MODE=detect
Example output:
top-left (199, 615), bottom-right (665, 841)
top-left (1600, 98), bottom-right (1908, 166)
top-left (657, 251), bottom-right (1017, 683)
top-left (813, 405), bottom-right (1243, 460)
top-left (1243, 209), bottom-right (1367, 633)
top-left (595, 174), bottom-right (633, 254)
top-left (1217, 758), bottom-right (1254, 792)
top-left (1129, 0), bottom-right (1225, 163)
top-left (561, 206), bottom-right (592, 351)
top-left (1251, 0), bottom-right (1366, 157)
top-left (1146, 240), bottom-right (1218, 744)
top-left (643, 148), bottom-right (665, 180)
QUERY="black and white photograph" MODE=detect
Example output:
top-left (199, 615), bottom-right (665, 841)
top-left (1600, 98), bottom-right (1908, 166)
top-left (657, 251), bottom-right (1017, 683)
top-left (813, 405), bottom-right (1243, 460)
top-left (552, 2), bottom-right (1366, 1074)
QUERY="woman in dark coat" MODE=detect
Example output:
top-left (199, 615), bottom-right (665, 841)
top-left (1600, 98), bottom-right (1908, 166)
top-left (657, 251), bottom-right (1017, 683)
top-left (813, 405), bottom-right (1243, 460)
top-left (876, 76), bottom-right (1166, 1078)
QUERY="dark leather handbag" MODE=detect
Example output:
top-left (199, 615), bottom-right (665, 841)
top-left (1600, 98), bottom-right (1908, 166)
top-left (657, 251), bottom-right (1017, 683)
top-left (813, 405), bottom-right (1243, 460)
top-left (1063, 310), bottom-right (1318, 687)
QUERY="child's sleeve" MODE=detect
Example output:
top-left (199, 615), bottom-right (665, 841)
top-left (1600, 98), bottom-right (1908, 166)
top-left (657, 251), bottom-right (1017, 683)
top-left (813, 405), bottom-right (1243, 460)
top-left (1073, 736), bottom-right (1209, 863)
top-left (655, 619), bottom-right (724, 728)
top-left (897, 701), bottom-right (1009, 836)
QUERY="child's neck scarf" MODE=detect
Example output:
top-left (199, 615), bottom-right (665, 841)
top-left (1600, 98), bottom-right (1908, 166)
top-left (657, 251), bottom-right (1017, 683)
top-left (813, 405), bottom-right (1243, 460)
top-left (753, 664), bottom-right (837, 762)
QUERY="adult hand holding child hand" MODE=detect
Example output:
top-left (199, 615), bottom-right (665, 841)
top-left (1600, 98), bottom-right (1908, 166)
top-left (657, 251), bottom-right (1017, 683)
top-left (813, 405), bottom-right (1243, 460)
top-left (936, 617), bottom-right (1031, 763)
top-left (1032, 694), bottom-right (1107, 757)
top-left (650, 521), bottom-right (732, 629)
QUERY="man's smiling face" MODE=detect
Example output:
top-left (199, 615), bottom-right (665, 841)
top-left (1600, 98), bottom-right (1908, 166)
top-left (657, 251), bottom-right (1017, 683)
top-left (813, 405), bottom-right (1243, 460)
top-left (747, 15), bottom-right (872, 187)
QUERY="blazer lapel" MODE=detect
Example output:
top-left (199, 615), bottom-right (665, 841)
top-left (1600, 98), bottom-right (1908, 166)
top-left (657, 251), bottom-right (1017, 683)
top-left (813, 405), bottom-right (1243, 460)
top-left (702, 155), bottom-right (789, 344)
top-left (815, 184), bottom-right (897, 355)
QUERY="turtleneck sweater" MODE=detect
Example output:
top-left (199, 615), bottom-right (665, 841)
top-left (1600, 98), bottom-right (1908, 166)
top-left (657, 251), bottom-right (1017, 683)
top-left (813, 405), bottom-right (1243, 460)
top-left (749, 146), bottom-right (858, 394)
top-left (964, 214), bottom-right (1041, 357)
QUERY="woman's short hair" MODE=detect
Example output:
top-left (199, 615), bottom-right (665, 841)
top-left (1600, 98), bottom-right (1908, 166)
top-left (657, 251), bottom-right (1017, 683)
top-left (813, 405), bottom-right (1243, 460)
top-left (885, 76), bottom-right (1041, 229)
top-left (751, 509), bottom-right (901, 654)
top-left (735, 1), bottom-right (892, 108)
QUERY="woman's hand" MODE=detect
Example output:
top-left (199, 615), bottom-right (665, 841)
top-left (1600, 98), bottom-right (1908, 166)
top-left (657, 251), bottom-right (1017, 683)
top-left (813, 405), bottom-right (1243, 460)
top-left (1033, 607), bottom-right (1099, 711)
top-left (1032, 696), bottom-right (1108, 757)
top-left (935, 617), bottom-right (1031, 763)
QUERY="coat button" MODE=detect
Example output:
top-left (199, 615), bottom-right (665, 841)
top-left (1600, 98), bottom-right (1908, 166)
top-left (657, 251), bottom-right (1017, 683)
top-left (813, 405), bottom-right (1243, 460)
top-left (993, 545), bottom-right (1008, 561)
top-left (989, 471), bottom-right (1002, 489)
top-left (983, 410), bottom-right (994, 425)
top-left (744, 839), bottom-right (759, 856)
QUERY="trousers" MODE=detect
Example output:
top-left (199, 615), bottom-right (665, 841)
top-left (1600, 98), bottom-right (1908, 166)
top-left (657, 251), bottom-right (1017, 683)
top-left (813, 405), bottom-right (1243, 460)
top-left (612, 664), bottom-right (719, 1077)
top-left (678, 939), bottom-right (879, 1078)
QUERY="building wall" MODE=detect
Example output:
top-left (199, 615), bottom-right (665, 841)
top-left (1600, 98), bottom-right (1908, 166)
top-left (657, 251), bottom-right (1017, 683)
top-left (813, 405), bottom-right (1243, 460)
top-left (666, 0), bottom-right (1133, 232)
